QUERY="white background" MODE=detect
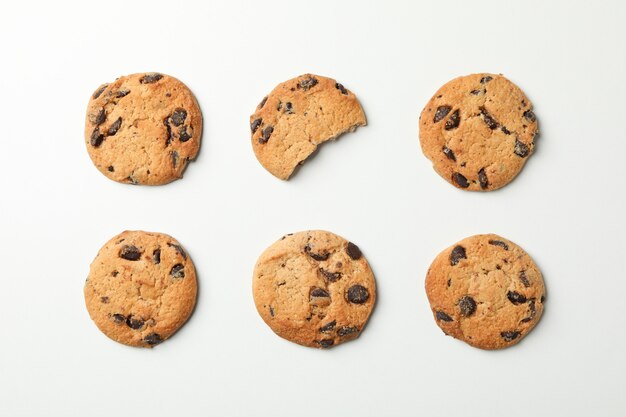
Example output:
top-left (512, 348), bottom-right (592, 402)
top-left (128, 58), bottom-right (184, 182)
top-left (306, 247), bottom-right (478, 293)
top-left (1, 0), bottom-right (625, 415)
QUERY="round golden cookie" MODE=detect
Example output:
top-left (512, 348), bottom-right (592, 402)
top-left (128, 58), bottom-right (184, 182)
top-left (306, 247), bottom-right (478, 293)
top-left (84, 231), bottom-right (197, 347)
top-left (85, 72), bottom-right (202, 185)
top-left (419, 73), bottom-right (538, 191)
top-left (253, 230), bottom-right (376, 348)
top-left (250, 74), bottom-right (366, 180)
top-left (425, 234), bottom-right (545, 350)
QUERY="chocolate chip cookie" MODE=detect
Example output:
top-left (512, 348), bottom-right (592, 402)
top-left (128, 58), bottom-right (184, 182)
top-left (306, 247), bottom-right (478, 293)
top-left (425, 234), bottom-right (545, 350)
top-left (85, 72), bottom-right (202, 185)
top-left (84, 231), bottom-right (197, 347)
top-left (250, 74), bottom-right (366, 180)
top-left (419, 73), bottom-right (538, 191)
top-left (253, 230), bottom-right (376, 348)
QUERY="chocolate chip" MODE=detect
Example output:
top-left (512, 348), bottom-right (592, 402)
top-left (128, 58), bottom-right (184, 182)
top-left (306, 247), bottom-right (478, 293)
top-left (112, 313), bottom-right (126, 323)
top-left (100, 296), bottom-right (109, 303)
top-left (319, 320), bottom-right (336, 332)
top-left (523, 110), bottom-right (536, 122)
top-left (346, 242), bottom-right (362, 260)
top-left (153, 249), bottom-right (161, 264)
top-left (540, 295), bottom-right (545, 303)
top-left (335, 83), bottom-right (348, 95)
top-left (452, 172), bottom-right (469, 188)
top-left (318, 339), bottom-right (334, 348)
top-left (337, 326), bottom-right (358, 337)
top-left (433, 105), bottom-right (452, 123)
top-left (170, 264), bottom-right (185, 279)
top-left (458, 296), bottom-right (476, 317)
top-left (178, 126), bottom-right (191, 142)
top-left (480, 75), bottom-right (493, 83)
top-left (140, 73), bottom-right (163, 84)
top-left (168, 243), bottom-right (187, 259)
top-left (450, 245), bottom-right (467, 266)
top-left (95, 108), bottom-right (106, 125)
top-left (107, 117), bottom-right (122, 136)
top-left (259, 126), bottom-right (273, 144)
top-left (284, 102), bottom-right (293, 114)
top-left (445, 109), bottom-right (460, 130)
top-left (521, 299), bottom-right (536, 323)
top-left (470, 89), bottom-right (482, 95)
top-left (320, 268), bottom-right (342, 282)
top-left (258, 96), bottom-right (268, 109)
top-left (269, 306), bottom-right (274, 317)
top-left (164, 118), bottom-right (173, 146)
top-left (304, 245), bottom-right (329, 261)
top-left (93, 84), bottom-right (108, 99)
top-left (480, 107), bottom-right (499, 129)
top-left (501, 126), bottom-right (511, 135)
top-left (346, 285), bottom-right (369, 304)
top-left (250, 118), bottom-right (262, 133)
top-left (107, 165), bottom-right (114, 172)
top-left (519, 271), bottom-right (531, 287)
top-left (144, 333), bottom-right (163, 346)
top-left (298, 76), bottom-right (318, 90)
top-left (90, 128), bottom-right (105, 147)
top-left (507, 291), bottom-right (527, 305)
top-left (171, 151), bottom-right (179, 168)
top-left (443, 146), bottom-right (456, 161)
top-left (111, 270), bottom-right (119, 277)
top-left (310, 287), bottom-right (330, 298)
top-left (436, 311), bottom-right (453, 322)
top-left (119, 245), bottom-right (141, 261)
top-left (478, 168), bottom-right (489, 189)
top-left (126, 316), bottom-right (144, 330)
top-left (488, 240), bottom-right (509, 250)
top-left (514, 139), bottom-right (529, 157)
top-left (501, 331), bottom-right (520, 342)
top-left (116, 89), bottom-right (130, 98)
top-left (170, 108), bottom-right (187, 126)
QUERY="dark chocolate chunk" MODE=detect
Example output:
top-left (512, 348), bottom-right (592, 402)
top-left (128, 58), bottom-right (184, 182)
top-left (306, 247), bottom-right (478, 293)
top-left (436, 311), bottom-right (453, 322)
top-left (112, 313), bottom-right (126, 324)
top-left (119, 245), bottom-right (141, 261)
top-left (168, 243), bottom-right (187, 259)
top-left (310, 287), bottom-right (330, 298)
top-left (95, 108), bottom-right (106, 125)
top-left (250, 118), bottom-right (262, 134)
top-left (140, 73), bottom-right (163, 84)
top-left (269, 306), bottom-right (274, 317)
top-left (519, 270), bottom-right (531, 287)
top-left (320, 268), bottom-right (342, 282)
top-left (480, 107), bottom-right (499, 129)
top-left (337, 326), bottom-right (358, 337)
top-left (170, 264), bottom-right (185, 279)
top-left (480, 75), bottom-right (493, 83)
top-left (126, 316), bottom-right (144, 330)
top-left (111, 271), bottom-right (119, 277)
top-left (259, 126), bottom-right (273, 144)
top-left (523, 110), bottom-right (536, 122)
top-left (319, 320), bottom-right (336, 332)
top-left (450, 245), bottom-right (467, 266)
top-left (107, 117), bottom-right (122, 136)
top-left (284, 102), bottom-right (293, 114)
top-left (470, 89), bottom-right (482, 95)
top-left (90, 128), bottom-right (105, 147)
top-left (514, 139), bottom-right (529, 157)
top-left (346, 242), bottom-right (362, 260)
top-left (152, 248), bottom-right (161, 264)
top-left (501, 331), bottom-right (520, 342)
top-left (507, 291), bottom-right (527, 305)
top-left (433, 105), bottom-right (452, 123)
top-left (452, 172), bottom-right (469, 188)
top-left (178, 126), bottom-right (191, 142)
top-left (335, 83), bottom-right (348, 95)
top-left (501, 126), bottom-right (511, 135)
top-left (304, 245), bottom-right (329, 261)
top-left (520, 299), bottom-right (536, 323)
top-left (488, 240), bottom-right (509, 250)
top-left (445, 109), bottom-right (460, 130)
top-left (171, 151), bottom-right (179, 168)
top-left (115, 89), bottom-right (130, 98)
top-left (346, 285), bottom-right (369, 304)
top-left (258, 96), bottom-right (268, 109)
top-left (93, 84), bottom-right (108, 99)
top-left (144, 333), bottom-right (163, 346)
top-left (164, 118), bottom-right (173, 146)
top-left (107, 165), bottom-right (114, 172)
top-left (443, 146), bottom-right (456, 161)
top-left (170, 108), bottom-right (187, 126)
top-left (318, 339), bottom-right (334, 348)
top-left (478, 168), bottom-right (489, 189)
top-left (458, 296), bottom-right (477, 317)
top-left (298, 76), bottom-right (318, 90)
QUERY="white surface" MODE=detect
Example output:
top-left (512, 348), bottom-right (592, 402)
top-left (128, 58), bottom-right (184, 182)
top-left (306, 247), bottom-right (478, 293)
top-left (1, 0), bottom-right (625, 415)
